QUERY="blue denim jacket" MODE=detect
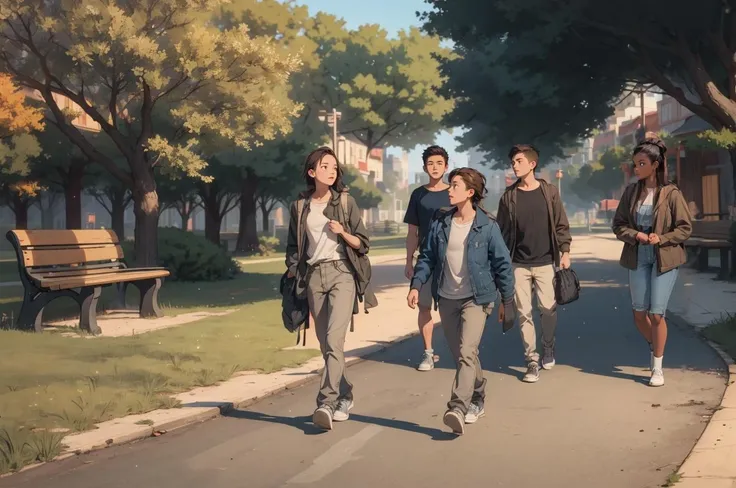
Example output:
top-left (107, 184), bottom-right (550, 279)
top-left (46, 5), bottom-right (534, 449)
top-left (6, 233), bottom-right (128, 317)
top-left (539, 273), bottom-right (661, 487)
top-left (410, 207), bottom-right (516, 310)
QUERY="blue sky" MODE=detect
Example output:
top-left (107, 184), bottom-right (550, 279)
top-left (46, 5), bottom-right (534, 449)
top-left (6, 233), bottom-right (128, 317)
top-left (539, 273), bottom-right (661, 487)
top-left (294, 0), bottom-right (469, 178)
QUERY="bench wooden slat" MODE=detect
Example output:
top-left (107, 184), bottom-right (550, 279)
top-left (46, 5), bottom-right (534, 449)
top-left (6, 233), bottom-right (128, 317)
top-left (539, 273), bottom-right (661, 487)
top-left (23, 245), bottom-right (123, 267)
top-left (39, 268), bottom-right (170, 290)
top-left (12, 229), bottom-right (119, 247)
top-left (31, 266), bottom-right (128, 280)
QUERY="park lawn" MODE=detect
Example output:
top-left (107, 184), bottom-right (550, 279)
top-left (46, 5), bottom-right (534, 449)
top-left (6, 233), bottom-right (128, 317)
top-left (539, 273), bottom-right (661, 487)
top-left (703, 313), bottom-right (736, 362)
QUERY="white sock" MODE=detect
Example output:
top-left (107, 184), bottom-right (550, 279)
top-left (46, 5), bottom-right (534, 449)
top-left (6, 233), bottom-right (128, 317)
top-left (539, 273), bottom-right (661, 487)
top-left (425, 349), bottom-right (433, 354)
top-left (653, 356), bottom-right (663, 370)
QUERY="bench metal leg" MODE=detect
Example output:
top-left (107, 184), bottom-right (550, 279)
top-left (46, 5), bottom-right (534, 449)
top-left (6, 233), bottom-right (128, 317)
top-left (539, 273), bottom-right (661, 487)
top-left (77, 286), bottom-right (102, 335)
top-left (133, 278), bottom-right (164, 318)
top-left (17, 292), bottom-right (47, 333)
top-left (697, 248), bottom-right (709, 271)
top-left (717, 249), bottom-right (730, 280)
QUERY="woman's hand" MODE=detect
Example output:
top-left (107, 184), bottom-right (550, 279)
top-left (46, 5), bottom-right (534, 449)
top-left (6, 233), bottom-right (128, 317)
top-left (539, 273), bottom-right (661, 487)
top-left (635, 232), bottom-right (649, 244)
top-left (648, 233), bottom-right (661, 245)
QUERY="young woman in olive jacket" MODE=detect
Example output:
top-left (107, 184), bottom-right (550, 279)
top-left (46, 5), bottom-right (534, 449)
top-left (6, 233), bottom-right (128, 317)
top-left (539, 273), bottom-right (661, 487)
top-left (612, 136), bottom-right (692, 387)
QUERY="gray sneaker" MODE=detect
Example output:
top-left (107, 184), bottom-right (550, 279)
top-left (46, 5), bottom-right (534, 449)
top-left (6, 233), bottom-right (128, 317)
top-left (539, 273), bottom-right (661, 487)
top-left (417, 351), bottom-right (435, 371)
top-left (333, 399), bottom-right (354, 422)
top-left (443, 408), bottom-right (465, 435)
top-left (523, 362), bottom-right (540, 383)
top-left (541, 347), bottom-right (556, 370)
top-left (313, 405), bottom-right (333, 430)
top-left (465, 402), bottom-right (485, 424)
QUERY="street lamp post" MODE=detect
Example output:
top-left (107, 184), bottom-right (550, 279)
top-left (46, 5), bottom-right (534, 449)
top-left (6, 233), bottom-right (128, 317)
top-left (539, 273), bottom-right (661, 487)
top-left (555, 168), bottom-right (563, 200)
top-left (318, 108), bottom-right (342, 154)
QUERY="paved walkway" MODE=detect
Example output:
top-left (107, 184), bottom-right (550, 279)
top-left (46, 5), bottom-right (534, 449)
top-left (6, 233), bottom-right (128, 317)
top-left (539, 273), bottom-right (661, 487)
top-left (2, 235), bottom-right (728, 488)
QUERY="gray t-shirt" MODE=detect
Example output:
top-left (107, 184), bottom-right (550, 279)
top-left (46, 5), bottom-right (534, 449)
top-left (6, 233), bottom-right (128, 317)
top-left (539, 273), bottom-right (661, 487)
top-left (439, 217), bottom-right (473, 299)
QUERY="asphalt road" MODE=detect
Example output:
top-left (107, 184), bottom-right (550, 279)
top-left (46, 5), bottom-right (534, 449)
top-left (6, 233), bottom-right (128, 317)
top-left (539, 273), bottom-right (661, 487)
top-left (3, 246), bottom-right (727, 488)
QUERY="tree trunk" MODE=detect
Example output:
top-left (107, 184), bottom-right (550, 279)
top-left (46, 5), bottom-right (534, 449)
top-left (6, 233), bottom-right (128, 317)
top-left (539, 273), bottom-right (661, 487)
top-left (180, 209), bottom-right (189, 231)
top-left (12, 194), bottom-right (29, 230)
top-left (40, 193), bottom-right (56, 229)
top-left (235, 171), bottom-right (259, 253)
top-left (204, 205), bottom-right (222, 246)
top-left (730, 149), bottom-right (736, 208)
top-left (132, 170), bottom-right (159, 267)
top-left (111, 191), bottom-right (126, 241)
top-left (261, 203), bottom-right (270, 235)
top-left (64, 163), bottom-right (84, 229)
top-left (198, 189), bottom-right (222, 246)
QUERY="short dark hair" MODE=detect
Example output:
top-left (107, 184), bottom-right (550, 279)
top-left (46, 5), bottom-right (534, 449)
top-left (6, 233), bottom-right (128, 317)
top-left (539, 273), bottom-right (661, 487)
top-left (508, 144), bottom-right (540, 167)
top-left (302, 146), bottom-right (346, 192)
top-left (422, 145), bottom-right (449, 167)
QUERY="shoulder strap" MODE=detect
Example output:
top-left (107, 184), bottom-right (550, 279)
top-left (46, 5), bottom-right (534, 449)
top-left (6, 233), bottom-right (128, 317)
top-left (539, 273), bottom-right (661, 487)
top-left (296, 198), bottom-right (305, 254)
top-left (340, 191), bottom-right (349, 227)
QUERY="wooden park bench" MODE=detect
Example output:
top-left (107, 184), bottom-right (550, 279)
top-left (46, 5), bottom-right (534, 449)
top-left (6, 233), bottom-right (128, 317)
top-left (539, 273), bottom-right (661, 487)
top-left (684, 220), bottom-right (734, 280)
top-left (6, 230), bottom-right (170, 334)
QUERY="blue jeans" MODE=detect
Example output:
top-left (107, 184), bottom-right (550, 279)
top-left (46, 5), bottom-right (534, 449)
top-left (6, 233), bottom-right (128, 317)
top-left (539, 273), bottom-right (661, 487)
top-left (628, 245), bottom-right (678, 316)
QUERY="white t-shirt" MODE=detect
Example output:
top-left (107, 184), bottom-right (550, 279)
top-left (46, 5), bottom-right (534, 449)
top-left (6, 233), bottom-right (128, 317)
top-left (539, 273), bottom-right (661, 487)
top-left (305, 201), bottom-right (345, 266)
top-left (439, 217), bottom-right (473, 299)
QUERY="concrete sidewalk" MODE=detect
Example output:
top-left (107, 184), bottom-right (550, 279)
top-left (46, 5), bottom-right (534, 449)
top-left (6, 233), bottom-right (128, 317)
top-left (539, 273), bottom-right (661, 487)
top-left (668, 266), bottom-right (736, 488)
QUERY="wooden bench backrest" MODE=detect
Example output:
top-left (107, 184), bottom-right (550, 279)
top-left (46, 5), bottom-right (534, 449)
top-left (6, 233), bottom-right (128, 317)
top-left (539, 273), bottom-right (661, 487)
top-left (691, 220), bottom-right (733, 241)
top-left (7, 230), bottom-right (126, 271)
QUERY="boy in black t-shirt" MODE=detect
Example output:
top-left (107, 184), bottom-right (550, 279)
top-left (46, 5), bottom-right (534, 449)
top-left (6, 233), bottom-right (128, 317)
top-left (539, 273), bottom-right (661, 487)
top-left (496, 144), bottom-right (572, 384)
top-left (403, 146), bottom-right (451, 372)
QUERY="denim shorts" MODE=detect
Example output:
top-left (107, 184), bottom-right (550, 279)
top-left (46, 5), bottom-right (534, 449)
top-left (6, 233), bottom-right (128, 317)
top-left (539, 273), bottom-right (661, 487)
top-left (628, 245), bottom-right (679, 316)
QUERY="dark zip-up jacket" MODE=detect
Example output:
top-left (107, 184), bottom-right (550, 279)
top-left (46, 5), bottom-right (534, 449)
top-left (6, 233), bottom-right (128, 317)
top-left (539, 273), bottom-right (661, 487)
top-left (285, 188), bottom-right (378, 314)
top-left (496, 179), bottom-right (571, 267)
top-left (410, 207), bottom-right (515, 310)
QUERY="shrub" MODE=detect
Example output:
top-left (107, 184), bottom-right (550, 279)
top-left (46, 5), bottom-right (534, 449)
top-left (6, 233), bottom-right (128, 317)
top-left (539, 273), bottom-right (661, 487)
top-left (122, 227), bottom-right (240, 281)
top-left (258, 236), bottom-right (280, 256)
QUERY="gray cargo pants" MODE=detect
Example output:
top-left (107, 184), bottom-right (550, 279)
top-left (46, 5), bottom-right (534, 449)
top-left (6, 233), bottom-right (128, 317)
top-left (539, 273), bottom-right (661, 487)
top-left (438, 296), bottom-right (492, 414)
top-left (306, 260), bottom-right (357, 409)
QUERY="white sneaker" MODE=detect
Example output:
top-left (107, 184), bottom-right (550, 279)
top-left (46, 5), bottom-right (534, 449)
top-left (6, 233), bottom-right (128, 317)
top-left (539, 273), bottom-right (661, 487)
top-left (313, 406), bottom-right (333, 430)
top-left (649, 368), bottom-right (664, 387)
top-left (333, 399), bottom-right (353, 422)
top-left (541, 347), bottom-right (556, 370)
top-left (465, 403), bottom-right (485, 424)
top-left (417, 351), bottom-right (435, 371)
top-left (443, 409), bottom-right (465, 435)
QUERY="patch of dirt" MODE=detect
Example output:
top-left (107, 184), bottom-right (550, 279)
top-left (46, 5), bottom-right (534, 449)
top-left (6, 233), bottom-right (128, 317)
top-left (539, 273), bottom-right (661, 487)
top-left (44, 309), bottom-right (237, 338)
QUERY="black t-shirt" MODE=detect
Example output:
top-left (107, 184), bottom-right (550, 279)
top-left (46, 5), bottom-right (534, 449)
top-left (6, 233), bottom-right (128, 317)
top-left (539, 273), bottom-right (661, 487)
top-left (403, 186), bottom-right (451, 245)
top-left (513, 187), bottom-right (553, 265)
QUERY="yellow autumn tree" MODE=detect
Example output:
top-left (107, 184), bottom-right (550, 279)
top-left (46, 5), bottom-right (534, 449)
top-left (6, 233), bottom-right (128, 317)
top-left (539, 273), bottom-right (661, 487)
top-left (0, 1), bottom-right (303, 265)
top-left (0, 72), bottom-right (44, 174)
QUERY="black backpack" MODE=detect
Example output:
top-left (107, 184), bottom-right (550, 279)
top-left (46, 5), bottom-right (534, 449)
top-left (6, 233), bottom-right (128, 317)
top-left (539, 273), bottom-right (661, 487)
top-left (554, 268), bottom-right (580, 305)
top-left (279, 271), bottom-right (310, 342)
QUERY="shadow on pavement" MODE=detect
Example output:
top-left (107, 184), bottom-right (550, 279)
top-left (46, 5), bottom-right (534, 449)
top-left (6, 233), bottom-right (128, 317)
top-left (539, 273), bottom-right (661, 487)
top-left (366, 257), bottom-right (726, 386)
top-left (224, 409), bottom-right (457, 441)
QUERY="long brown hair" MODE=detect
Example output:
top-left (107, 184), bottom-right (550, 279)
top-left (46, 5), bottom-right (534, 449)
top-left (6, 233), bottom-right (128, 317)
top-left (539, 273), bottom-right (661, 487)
top-left (302, 146), bottom-right (346, 192)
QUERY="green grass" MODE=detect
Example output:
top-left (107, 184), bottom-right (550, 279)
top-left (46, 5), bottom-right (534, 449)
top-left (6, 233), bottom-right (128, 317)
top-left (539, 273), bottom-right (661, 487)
top-left (703, 312), bottom-right (736, 361)
top-left (0, 260), bottom-right (18, 282)
top-left (0, 289), bottom-right (319, 473)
